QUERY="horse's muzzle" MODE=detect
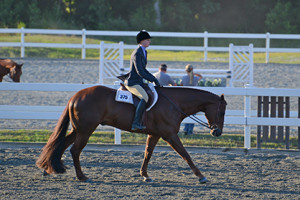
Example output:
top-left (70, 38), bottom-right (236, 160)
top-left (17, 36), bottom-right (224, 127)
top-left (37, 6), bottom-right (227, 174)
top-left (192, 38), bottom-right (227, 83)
top-left (210, 128), bottom-right (222, 137)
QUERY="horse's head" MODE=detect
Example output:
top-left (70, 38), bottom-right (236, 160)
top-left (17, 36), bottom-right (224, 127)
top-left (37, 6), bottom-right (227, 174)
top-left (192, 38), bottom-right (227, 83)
top-left (10, 63), bottom-right (23, 82)
top-left (205, 94), bottom-right (227, 137)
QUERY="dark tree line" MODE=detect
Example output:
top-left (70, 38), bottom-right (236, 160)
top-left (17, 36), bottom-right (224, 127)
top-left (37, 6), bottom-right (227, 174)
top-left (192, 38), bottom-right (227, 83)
top-left (1, 0), bottom-right (299, 34)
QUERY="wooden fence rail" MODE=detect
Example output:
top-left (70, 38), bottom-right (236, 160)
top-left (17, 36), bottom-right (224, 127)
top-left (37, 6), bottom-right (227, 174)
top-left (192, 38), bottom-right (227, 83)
top-left (257, 96), bottom-right (292, 149)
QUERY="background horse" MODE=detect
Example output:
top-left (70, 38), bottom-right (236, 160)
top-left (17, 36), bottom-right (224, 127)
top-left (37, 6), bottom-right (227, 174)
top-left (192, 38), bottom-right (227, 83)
top-left (0, 59), bottom-right (23, 82)
top-left (36, 85), bottom-right (227, 183)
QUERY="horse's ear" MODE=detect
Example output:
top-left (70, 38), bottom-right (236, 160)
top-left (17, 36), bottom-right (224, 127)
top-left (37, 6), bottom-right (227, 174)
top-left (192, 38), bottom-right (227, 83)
top-left (220, 94), bottom-right (225, 100)
top-left (17, 63), bottom-right (23, 68)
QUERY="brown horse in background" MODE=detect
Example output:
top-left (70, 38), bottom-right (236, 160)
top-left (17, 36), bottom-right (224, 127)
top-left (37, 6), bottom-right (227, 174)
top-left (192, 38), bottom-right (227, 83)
top-left (0, 59), bottom-right (23, 82)
top-left (36, 85), bottom-right (227, 183)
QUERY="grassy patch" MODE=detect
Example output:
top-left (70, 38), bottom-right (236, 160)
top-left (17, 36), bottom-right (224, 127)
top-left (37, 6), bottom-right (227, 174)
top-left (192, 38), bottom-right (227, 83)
top-left (0, 34), bottom-right (299, 64)
top-left (0, 129), bottom-right (298, 150)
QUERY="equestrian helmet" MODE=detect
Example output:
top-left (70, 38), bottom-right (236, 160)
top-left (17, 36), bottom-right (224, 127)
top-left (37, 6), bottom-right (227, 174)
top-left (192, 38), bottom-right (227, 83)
top-left (136, 30), bottom-right (151, 44)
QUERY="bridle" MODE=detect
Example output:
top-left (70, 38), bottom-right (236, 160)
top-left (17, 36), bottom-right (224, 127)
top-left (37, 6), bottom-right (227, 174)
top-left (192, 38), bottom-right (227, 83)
top-left (158, 88), bottom-right (222, 130)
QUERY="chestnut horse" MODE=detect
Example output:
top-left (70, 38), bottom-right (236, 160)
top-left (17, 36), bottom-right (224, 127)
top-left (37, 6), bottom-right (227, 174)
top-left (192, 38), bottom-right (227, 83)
top-left (0, 59), bottom-right (23, 82)
top-left (36, 85), bottom-right (227, 183)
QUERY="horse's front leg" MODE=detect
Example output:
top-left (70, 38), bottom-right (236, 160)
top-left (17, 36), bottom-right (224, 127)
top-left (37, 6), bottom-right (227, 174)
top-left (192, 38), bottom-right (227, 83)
top-left (140, 134), bottom-right (160, 182)
top-left (164, 134), bottom-right (208, 184)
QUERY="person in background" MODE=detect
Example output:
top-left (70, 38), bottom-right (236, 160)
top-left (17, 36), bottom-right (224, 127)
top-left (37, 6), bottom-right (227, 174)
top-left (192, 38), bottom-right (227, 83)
top-left (180, 64), bottom-right (202, 135)
top-left (124, 30), bottom-right (161, 131)
top-left (153, 64), bottom-right (176, 86)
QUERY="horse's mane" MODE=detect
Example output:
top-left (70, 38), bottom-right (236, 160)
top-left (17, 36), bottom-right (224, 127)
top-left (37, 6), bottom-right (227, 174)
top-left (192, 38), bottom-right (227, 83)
top-left (161, 86), bottom-right (220, 100)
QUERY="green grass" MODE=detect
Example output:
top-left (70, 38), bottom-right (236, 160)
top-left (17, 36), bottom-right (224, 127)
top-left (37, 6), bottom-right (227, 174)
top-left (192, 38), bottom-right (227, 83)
top-left (0, 129), bottom-right (298, 149)
top-left (0, 34), bottom-right (299, 63)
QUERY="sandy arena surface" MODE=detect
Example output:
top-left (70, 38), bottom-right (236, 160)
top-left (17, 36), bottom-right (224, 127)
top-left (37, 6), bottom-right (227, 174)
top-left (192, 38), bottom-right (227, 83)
top-left (0, 58), bottom-right (300, 199)
top-left (0, 143), bottom-right (299, 200)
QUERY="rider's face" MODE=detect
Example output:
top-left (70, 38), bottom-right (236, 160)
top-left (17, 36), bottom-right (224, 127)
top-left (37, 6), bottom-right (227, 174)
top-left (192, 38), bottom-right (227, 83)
top-left (140, 39), bottom-right (151, 48)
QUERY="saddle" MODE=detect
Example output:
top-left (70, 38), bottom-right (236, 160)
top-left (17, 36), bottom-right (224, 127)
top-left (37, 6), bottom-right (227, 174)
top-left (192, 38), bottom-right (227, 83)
top-left (115, 82), bottom-right (158, 111)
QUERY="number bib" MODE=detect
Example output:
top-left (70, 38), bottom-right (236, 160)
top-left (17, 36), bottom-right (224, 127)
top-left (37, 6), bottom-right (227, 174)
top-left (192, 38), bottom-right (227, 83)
top-left (115, 89), bottom-right (134, 104)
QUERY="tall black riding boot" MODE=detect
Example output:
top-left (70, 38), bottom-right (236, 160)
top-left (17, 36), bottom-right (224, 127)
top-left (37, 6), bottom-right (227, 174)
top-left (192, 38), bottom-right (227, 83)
top-left (131, 99), bottom-right (147, 131)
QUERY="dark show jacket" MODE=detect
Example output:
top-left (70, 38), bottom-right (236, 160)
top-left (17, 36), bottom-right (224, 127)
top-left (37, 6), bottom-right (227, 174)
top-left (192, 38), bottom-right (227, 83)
top-left (125, 46), bottom-right (157, 86)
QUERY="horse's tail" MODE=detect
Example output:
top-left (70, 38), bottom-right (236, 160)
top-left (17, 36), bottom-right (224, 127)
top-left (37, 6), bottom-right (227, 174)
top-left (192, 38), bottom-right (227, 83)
top-left (36, 104), bottom-right (70, 174)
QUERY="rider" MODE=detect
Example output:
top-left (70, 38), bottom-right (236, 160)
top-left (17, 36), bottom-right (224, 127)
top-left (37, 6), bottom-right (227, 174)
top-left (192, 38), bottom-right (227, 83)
top-left (124, 30), bottom-right (161, 131)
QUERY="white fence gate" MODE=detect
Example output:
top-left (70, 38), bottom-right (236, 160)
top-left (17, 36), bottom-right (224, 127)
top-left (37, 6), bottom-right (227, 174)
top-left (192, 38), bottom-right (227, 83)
top-left (229, 44), bottom-right (253, 87)
top-left (99, 41), bottom-right (124, 84)
top-left (99, 42), bottom-right (255, 87)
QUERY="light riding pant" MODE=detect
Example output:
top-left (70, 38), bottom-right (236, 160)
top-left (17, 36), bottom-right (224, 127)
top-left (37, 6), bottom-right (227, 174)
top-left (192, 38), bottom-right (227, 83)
top-left (125, 84), bottom-right (148, 102)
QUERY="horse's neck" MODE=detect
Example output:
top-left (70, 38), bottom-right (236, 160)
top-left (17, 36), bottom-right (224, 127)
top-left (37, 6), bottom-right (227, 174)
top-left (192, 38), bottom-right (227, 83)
top-left (165, 88), bottom-right (217, 115)
top-left (0, 65), bottom-right (10, 76)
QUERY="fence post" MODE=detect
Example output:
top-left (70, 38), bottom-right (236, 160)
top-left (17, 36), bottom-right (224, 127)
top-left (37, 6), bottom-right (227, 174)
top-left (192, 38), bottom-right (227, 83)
top-left (113, 81), bottom-right (122, 144)
top-left (229, 43), bottom-right (233, 87)
top-left (270, 96), bottom-right (276, 142)
top-left (285, 97), bottom-right (290, 149)
top-left (21, 27), bottom-right (25, 58)
top-left (249, 44), bottom-right (254, 87)
top-left (298, 97), bottom-right (300, 150)
top-left (204, 31), bottom-right (208, 62)
top-left (265, 32), bottom-right (270, 64)
top-left (278, 97), bottom-right (284, 142)
top-left (261, 96), bottom-right (269, 142)
top-left (244, 84), bottom-right (251, 149)
top-left (99, 41), bottom-right (104, 84)
top-left (119, 41), bottom-right (124, 71)
top-left (257, 96), bottom-right (262, 148)
top-left (81, 29), bottom-right (86, 59)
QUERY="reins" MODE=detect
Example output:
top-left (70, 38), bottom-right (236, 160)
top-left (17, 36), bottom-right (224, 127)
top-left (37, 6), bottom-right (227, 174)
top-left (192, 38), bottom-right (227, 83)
top-left (157, 87), bottom-right (211, 129)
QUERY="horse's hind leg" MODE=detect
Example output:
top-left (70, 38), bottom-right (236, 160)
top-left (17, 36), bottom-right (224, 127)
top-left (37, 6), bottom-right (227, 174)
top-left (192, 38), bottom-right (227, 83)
top-left (140, 135), bottom-right (160, 182)
top-left (164, 134), bottom-right (207, 183)
top-left (63, 128), bottom-right (77, 151)
top-left (70, 130), bottom-right (93, 182)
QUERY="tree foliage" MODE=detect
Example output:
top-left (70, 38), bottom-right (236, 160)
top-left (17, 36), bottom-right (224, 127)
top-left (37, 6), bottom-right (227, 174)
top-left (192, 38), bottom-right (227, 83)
top-left (0, 0), bottom-right (299, 34)
top-left (265, 1), bottom-right (300, 34)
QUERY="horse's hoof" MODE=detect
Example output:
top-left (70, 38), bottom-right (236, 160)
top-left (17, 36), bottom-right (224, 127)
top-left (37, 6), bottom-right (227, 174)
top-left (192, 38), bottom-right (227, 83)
top-left (199, 177), bottom-right (208, 184)
top-left (43, 170), bottom-right (49, 176)
top-left (143, 176), bottom-right (153, 182)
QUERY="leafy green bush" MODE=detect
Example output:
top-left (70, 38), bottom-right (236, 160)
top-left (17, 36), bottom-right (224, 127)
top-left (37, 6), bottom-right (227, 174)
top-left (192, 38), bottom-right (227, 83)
top-left (175, 78), bottom-right (223, 87)
top-left (198, 78), bottom-right (222, 87)
top-left (212, 78), bottom-right (222, 86)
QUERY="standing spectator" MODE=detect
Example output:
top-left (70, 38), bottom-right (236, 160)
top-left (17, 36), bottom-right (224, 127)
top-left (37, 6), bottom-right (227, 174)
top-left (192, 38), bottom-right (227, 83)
top-left (180, 64), bottom-right (202, 135)
top-left (153, 64), bottom-right (176, 86)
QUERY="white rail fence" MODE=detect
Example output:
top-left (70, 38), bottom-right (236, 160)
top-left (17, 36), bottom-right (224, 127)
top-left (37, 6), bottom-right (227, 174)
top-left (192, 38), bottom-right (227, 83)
top-left (1, 28), bottom-right (300, 63)
top-left (1, 82), bottom-right (299, 149)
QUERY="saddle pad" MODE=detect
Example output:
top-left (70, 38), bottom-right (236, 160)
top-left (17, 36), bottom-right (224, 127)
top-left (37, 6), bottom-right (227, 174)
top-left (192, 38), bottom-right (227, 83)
top-left (115, 89), bottom-right (134, 104)
top-left (115, 83), bottom-right (158, 111)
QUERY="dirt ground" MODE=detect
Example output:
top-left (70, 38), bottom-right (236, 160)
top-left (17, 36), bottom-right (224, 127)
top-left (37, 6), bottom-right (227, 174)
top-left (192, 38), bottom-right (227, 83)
top-left (0, 143), bottom-right (299, 200)
top-left (1, 58), bottom-right (300, 199)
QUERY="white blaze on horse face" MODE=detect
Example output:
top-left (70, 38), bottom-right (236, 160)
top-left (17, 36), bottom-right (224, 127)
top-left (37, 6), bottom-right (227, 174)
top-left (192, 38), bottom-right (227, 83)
top-left (10, 66), bottom-right (22, 82)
